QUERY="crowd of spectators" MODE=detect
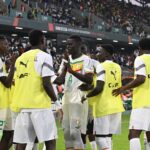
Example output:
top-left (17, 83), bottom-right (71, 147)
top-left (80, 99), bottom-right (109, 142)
top-left (23, 0), bottom-right (150, 36)
top-left (74, 0), bottom-right (150, 36)
top-left (4, 36), bottom-right (136, 73)
top-left (0, 0), bottom-right (149, 36)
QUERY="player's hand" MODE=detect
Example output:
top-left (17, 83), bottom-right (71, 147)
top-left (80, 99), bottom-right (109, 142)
top-left (81, 95), bottom-right (87, 103)
top-left (63, 50), bottom-right (69, 61)
top-left (10, 53), bottom-right (17, 66)
top-left (67, 61), bottom-right (73, 74)
top-left (112, 87), bottom-right (124, 96)
top-left (78, 84), bottom-right (94, 91)
top-left (56, 109), bottom-right (63, 123)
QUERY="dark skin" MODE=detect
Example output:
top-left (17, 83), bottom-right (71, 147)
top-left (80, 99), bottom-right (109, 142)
top-left (81, 48), bottom-right (114, 141)
top-left (112, 48), bottom-right (150, 142)
top-left (54, 38), bottom-right (93, 85)
top-left (16, 36), bottom-right (58, 150)
top-left (54, 38), bottom-right (93, 150)
top-left (66, 38), bottom-right (93, 84)
top-left (81, 48), bottom-right (110, 103)
top-left (0, 38), bottom-right (16, 150)
top-left (53, 50), bottom-right (69, 85)
top-left (0, 38), bottom-right (16, 88)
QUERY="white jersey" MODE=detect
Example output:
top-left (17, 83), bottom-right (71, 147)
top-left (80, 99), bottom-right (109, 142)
top-left (134, 55), bottom-right (147, 77)
top-left (63, 54), bottom-right (93, 104)
top-left (91, 59), bottom-right (99, 70)
top-left (0, 57), bottom-right (6, 77)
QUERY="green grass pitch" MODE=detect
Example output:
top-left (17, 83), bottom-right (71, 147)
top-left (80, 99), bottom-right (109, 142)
top-left (37, 112), bottom-right (144, 150)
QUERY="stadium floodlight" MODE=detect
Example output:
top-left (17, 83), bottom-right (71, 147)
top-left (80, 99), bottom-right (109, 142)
top-left (11, 34), bottom-right (18, 37)
top-left (128, 42), bottom-right (133, 45)
top-left (23, 36), bottom-right (29, 39)
top-left (42, 30), bottom-right (47, 33)
top-left (97, 38), bottom-right (102, 40)
top-left (121, 48), bottom-right (125, 50)
top-left (113, 40), bottom-right (118, 43)
top-left (15, 27), bottom-right (23, 30)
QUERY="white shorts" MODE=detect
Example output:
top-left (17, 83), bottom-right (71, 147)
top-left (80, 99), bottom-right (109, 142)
top-left (0, 108), bottom-right (14, 131)
top-left (129, 107), bottom-right (150, 131)
top-left (13, 109), bottom-right (57, 143)
top-left (94, 113), bottom-right (122, 135)
top-left (62, 103), bottom-right (88, 134)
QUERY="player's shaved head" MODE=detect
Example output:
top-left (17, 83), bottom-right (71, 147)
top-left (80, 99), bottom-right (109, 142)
top-left (139, 38), bottom-right (150, 50)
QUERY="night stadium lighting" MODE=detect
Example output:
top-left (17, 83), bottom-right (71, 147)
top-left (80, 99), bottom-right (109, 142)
top-left (42, 30), bottom-right (47, 33)
top-left (97, 38), bottom-right (102, 40)
top-left (11, 34), bottom-right (18, 37)
top-left (15, 27), bottom-right (23, 30)
top-left (113, 40), bottom-right (118, 43)
top-left (23, 36), bottom-right (29, 39)
top-left (128, 42), bottom-right (133, 45)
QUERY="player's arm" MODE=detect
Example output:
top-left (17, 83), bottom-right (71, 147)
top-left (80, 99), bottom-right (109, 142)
top-left (43, 76), bottom-right (57, 102)
top-left (0, 55), bottom-right (16, 88)
top-left (53, 60), bottom-right (67, 85)
top-left (112, 75), bottom-right (145, 96)
top-left (67, 58), bottom-right (93, 84)
top-left (81, 63), bottom-right (105, 103)
top-left (113, 57), bottom-right (146, 96)
top-left (41, 54), bottom-right (57, 102)
top-left (86, 80), bottom-right (104, 98)
top-left (68, 70), bottom-right (93, 84)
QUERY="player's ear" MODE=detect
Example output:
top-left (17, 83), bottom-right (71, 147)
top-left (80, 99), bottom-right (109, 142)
top-left (41, 36), bottom-right (44, 45)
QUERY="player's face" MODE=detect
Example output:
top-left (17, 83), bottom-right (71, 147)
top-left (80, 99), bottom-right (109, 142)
top-left (96, 48), bottom-right (106, 62)
top-left (41, 36), bottom-right (47, 51)
top-left (67, 39), bottom-right (77, 55)
top-left (0, 39), bottom-right (9, 55)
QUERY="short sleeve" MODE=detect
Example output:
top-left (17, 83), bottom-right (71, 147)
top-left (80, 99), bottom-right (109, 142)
top-left (41, 54), bottom-right (55, 77)
top-left (134, 57), bottom-right (146, 76)
top-left (83, 57), bottom-right (94, 74)
top-left (0, 58), bottom-right (6, 77)
top-left (35, 52), bottom-right (55, 77)
top-left (96, 63), bottom-right (105, 81)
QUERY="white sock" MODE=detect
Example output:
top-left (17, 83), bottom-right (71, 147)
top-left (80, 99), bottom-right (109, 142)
top-left (90, 141), bottom-right (97, 150)
top-left (130, 138), bottom-right (141, 150)
top-left (83, 144), bottom-right (86, 149)
top-left (43, 144), bottom-right (46, 150)
top-left (106, 137), bottom-right (112, 150)
top-left (13, 144), bottom-right (16, 150)
top-left (33, 143), bottom-right (38, 150)
top-left (26, 143), bottom-right (34, 150)
top-left (145, 142), bottom-right (150, 150)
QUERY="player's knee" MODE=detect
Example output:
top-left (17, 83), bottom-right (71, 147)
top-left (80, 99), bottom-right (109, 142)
top-left (128, 129), bottom-right (141, 140)
top-left (70, 128), bottom-right (80, 140)
top-left (146, 131), bottom-right (150, 142)
top-left (96, 137), bottom-right (109, 150)
top-left (3, 131), bottom-right (13, 141)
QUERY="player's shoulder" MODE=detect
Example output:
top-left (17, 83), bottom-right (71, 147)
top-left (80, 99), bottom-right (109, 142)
top-left (36, 51), bottom-right (52, 61)
top-left (134, 56), bottom-right (144, 65)
top-left (81, 54), bottom-right (92, 61)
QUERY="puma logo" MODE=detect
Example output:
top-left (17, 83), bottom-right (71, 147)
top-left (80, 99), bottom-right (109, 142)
top-left (20, 61), bottom-right (28, 68)
top-left (19, 73), bottom-right (29, 79)
top-left (111, 70), bottom-right (117, 80)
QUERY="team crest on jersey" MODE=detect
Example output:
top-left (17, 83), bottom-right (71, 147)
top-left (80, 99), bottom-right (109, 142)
top-left (71, 61), bottom-right (83, 72)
